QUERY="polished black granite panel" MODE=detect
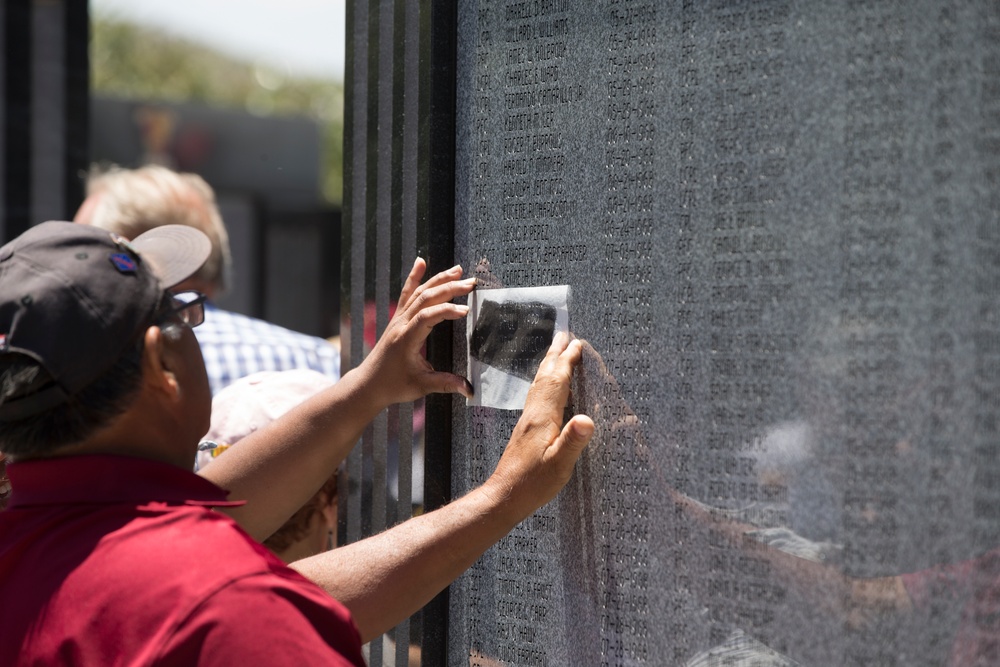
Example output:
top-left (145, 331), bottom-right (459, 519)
top-left (450, 2), bottom-right (1000, 665)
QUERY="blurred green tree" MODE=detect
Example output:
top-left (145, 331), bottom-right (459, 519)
top-left (91, 15), bottom-right (344, 205)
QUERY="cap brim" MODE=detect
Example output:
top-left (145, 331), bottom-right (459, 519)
top-left (129, 225), bottom-right (212, 289)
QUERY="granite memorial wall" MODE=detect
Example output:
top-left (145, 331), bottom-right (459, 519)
top-left (446, 1), bottom-right (1000, 665)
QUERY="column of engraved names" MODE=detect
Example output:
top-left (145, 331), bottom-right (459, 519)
top-left (466, 409), bottom-right (500, 664)
top-left (919, 4), bottom-right (963, 657)
top-left (465, 7), bottom-right (497, 663)
top-left (839, 4), bottom-right (907, 664)
top-left (491, 3), bottom-right (576, 664)
top-left (972, 3), bottom-right (1000, 560)
top-left (702, 1), bottom-right (794, 651)
top-left (486, 0), bottom-right (580, 288)
top-left (596, 1), bottom-right (654, 665)
top-left (470, 4), bottom-right (495, 252)
top-left (668, 3), bottom-right (701, 661)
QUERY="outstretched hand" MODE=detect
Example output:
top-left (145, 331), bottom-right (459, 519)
top-left (483, 332), bottom-right (595, 521)
top-left (358, 257), bottom-right (476, 408)
top-left (290, 320), bottom-right (595, 642)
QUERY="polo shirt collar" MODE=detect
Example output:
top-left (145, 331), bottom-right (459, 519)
top-left (6, 454), bottom-right (245, 509)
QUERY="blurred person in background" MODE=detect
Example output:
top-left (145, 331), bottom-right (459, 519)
top-left (74, 164), bottom-right (340, 394)
top-left (198, 369), bottom-right (340, 563)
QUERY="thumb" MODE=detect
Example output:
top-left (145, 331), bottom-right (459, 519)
top-left (426, 371), bottom-right (475, 400)
top-left (550, 415), bottom-right (594, 467)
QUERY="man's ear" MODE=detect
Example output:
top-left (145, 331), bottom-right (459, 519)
top-left (142, 326), bottom-right (182, 401)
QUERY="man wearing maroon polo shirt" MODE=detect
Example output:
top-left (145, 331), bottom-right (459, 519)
top-left (0, 222), bottom-right (594, 665)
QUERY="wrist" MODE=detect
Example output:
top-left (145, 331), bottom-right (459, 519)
top-left (478, 470), bottom-right (537, 529)
top-left (338, 363), bottom-right (394, 420)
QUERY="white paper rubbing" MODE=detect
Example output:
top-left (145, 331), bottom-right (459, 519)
top-left (466, 284), bottom-right (570, 410)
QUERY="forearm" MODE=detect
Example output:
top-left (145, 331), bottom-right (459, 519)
top-left (292, 407), bottom-right (592, 643)
top-left (671, 490), bottom-right (913, 629)
top-left (199, 364), bottom-right (388, 541)
top-left (670, 490), bottom-right (852, 616)
top-left (291, 483), bottom-right (518, 643)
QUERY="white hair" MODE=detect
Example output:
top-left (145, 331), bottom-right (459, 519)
top-left (83, 164), bottom-right (233, 295)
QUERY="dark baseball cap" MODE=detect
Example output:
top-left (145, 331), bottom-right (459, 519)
top-left (0, 221), bottom-right (211, 420)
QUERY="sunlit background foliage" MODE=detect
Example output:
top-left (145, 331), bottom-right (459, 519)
top-left (91, 14), bottom-right (345, 205)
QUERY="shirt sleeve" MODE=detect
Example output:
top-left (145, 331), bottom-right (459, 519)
top-left (157, 573), bottom-right (367, 667)
top-left (901, 556), bottom-right (979, 611)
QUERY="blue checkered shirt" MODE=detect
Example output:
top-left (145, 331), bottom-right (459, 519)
top-left (195, 303), bottom-right (341, 395)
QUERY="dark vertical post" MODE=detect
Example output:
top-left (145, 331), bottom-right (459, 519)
top-left (419, 1), bottom-right (458, 663)
top-left (368, 1), bottom-right (393, 664)
top-left (0, 3), bottom-right (5, 238)
top-left (342, 0), bottom-right (368, 551)
top-left (63, 0), bottom-right (89, 218)
top-left (394, 0), bottom-right (419, 661)
top-left (0, 0), bottom-right (88, 243)
top-left (3, 0), bottom-right (32, 240)
top-left (31, 0), bottom-right (66, 223)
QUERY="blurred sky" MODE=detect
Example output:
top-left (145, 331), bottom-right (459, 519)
top-left (90, 0), bottom-right (346, 80)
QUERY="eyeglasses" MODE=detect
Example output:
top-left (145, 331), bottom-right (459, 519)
top-left (160, 291), bottom-right (207, 329)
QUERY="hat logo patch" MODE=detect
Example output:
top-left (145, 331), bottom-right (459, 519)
top-left (110, 252), bottom-right (137, 274)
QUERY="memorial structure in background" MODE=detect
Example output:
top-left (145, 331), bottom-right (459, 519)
top-left (0, 0), bottom-right (89, 243)
top-left (342, 1), bottom-right (1000, 665)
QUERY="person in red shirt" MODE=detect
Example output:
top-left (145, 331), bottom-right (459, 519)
top-left (0, 221), bottom-right (594, 664)
top-left (0, 452), bottom-right (9, 511)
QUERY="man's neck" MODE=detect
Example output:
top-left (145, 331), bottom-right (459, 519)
top-left (50, 400), bottom-right (199, 470)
